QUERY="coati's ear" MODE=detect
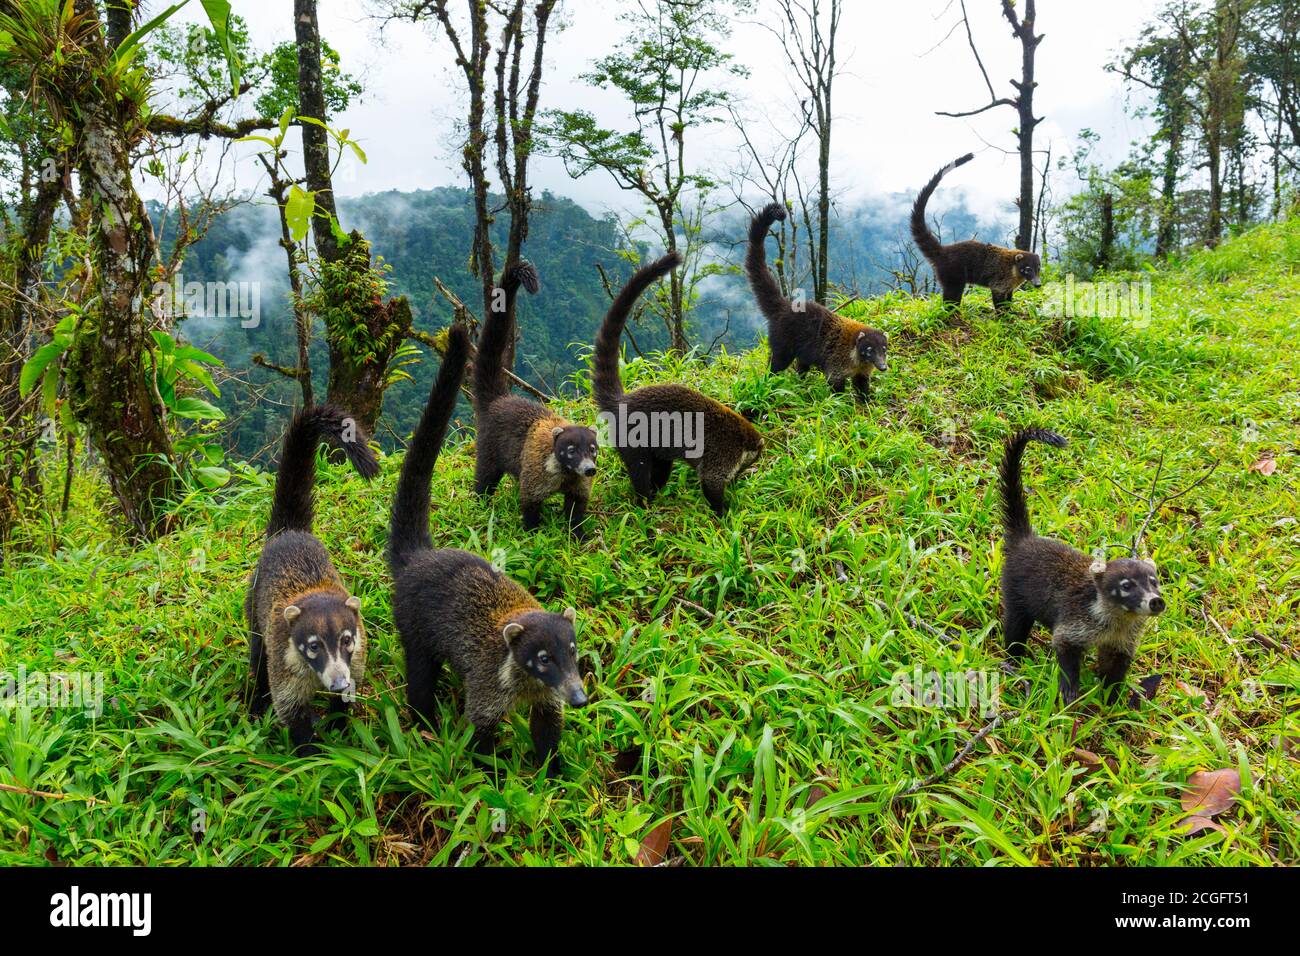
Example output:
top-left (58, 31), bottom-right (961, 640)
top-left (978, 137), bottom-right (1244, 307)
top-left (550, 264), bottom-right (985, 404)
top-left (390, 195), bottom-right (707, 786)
top-left (856, 330), bottom-right (866, 344)
top-left (502, 621), bottom-right (525, 643)
top-left (551, 426), bottom-right (564, 438)
top-left (283, 605), bottom-right (302, 624)
top-left (562, 606), bottom-right (577, 623)
top-left (1089, 557), bottom-right (1107, 576)
top-left (1143, 558), bottom-right (1158, 574)
top-left (1015, 252), bottom-right (1024, 262)
top-left (345, 595), bottom-right (361, 612)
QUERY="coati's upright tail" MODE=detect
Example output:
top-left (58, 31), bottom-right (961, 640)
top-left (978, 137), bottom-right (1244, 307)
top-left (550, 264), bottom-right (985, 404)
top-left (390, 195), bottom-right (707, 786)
top-left (473, 260), bottom-right (540, 408)
top-left (592, 252), bottom-right (682, 411)
top-left (266, 404), bottom-right (380, 538)
top-left (746, 202), bottom-right (790, 325)
top-left (911, 153), bottom-right (975, 259)
top-left (999, 428), bottom-right (1068, 541)
top-left (386, 325), bottom-right (470, 572)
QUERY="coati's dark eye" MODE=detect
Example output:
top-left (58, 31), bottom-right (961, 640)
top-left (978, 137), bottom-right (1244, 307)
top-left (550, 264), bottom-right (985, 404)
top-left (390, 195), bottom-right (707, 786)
top-left (306, 637), bottom-right (321, 655)
top-left (341, 633), bottom-right (353, 651)
top-left (536, 651), bottom-right (550, 667)
top-left (1120, 580), bottom-right (1133, 591)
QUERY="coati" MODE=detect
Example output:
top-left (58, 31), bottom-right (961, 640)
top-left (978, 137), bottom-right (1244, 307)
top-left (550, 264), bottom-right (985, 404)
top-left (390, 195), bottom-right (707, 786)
top-left (387, 323), bottom-right (589, 778)
top-left (746, 202), bottom-right (888, 400)
top-left (245, 404), bottom-right (379, 755)
top-left (473, 260), bottom-right (598, 535)
top-left (999, 429), bottom-right (1166, 704)
top-left (912, 153), bottom-right (1042, 311)
top-left (593, 252), bottom-right (765, 516)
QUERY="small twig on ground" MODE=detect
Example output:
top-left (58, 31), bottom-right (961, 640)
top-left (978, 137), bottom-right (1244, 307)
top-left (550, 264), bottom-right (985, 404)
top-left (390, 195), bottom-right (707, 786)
top-left (890, 714), bottom-right (1004, 805)
top-left (1106, 453), bottom-right (1220, 557)
top-left (0, 782), bottom-right (100, 805)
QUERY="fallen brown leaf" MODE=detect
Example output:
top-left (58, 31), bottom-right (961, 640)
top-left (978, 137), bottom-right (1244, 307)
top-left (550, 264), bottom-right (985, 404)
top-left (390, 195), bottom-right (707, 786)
top-left (635, 819), bottom-right (673, 867)
top-left (1272, 734), bottom-right (1300, 759)
top-left (1180, 768), bottom-right (1242, 817)
top-left (1248, 456), bottom-right (1277, 476)
top-left (1070, 748), bottom-right (1119, 775)
top-left (805, 785), bottom-right (829, 809)
top-left (1179, 815), bottom-right (1227, 836)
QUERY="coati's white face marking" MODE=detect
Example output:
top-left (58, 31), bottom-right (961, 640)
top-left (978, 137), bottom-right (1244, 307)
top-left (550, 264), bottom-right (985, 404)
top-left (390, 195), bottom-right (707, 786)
top-left (284, 599), bottom-right (361, 696)
top-left (1091, 558), bottom-right (1166, 618)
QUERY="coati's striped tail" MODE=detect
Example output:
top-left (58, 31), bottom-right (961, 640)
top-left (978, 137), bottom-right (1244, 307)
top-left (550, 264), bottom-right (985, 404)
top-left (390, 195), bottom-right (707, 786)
top-left (473, 260), bottom-right (540, 408)
top-left (592, 252), bottom-right (681, 411)
top-left (911, 153), bottom-right (975, 259)
top-left (1000, 428), bottom-right (1068, 541)
top-left (387, 324), bottom-right (470, 572)
top-left (266, 404), bottom-right (379, 538)
top-left (746, 202), bottom-right (789, 327)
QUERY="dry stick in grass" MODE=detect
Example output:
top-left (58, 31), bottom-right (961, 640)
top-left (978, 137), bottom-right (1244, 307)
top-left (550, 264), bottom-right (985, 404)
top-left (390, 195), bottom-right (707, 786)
top-left (890, 713), bottom-right (1005, 806)
top-left (1105, 453), bottom-right (1220, 557)
top-left (0, 781), bottom-right (100, 805)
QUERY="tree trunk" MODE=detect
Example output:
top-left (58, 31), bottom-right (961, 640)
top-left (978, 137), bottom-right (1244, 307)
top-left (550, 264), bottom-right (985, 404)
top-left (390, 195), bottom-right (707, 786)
top-left (1012, 2), bottom-right (1043, 252)
top-left (66, 104), bottom-right (176, 539)
top-left (294, 0), bottom-right (341, 265)
top-left (816, 120), bottom-right (831, 303)
top-left (1156, 119), bottom-right (1181, 258)
top-left (0, 172), bottom-right (63, 555)
top-left (1095, 192), bottom-right (1115, 270)
top-left (294, 0), bottom-right (408, 431)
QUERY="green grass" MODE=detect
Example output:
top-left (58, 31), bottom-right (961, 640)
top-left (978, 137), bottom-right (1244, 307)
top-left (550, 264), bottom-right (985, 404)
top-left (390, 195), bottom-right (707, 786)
top-left (1, 221), bottom-right (1298, 866)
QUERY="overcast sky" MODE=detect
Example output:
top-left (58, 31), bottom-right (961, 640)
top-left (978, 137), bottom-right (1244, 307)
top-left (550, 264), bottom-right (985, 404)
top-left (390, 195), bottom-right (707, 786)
top-left (161, 0), bottom-right (1164, 227)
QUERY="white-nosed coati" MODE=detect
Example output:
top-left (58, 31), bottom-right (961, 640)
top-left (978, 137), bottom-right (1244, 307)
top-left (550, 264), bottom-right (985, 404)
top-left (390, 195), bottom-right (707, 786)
top-left (1000, 429), bottom-right (1166, 704)
top-left (473, 260), bottom-right (598, 536)
top-left (388, 323), bottom-right (589, 778)
top-left (593, 253), bottom-right (765, 516)
top-left (912, 153), bottom-right (1043, 311)
top-left (246, 405), bottom-right (379, 755)
top-left (747, 202), bottom-right (888, 400)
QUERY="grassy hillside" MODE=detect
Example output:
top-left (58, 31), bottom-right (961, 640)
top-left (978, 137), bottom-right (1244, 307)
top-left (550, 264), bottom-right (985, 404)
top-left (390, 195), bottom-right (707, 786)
top-left (1, 222), bottom-right (1297, 866)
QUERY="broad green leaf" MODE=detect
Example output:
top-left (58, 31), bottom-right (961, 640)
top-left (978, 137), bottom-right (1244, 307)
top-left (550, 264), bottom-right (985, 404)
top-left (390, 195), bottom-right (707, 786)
top-left (285, 185), bottom-right (314, 242)
top-left (19, 341), bottom-right (68, 398)
top-left (199, 0), bottom-right (242, 96)
top-left (171, 397), bottom-right (225, 421)
top-left (109, 1), bottom-right (188, 74)
top-left (192, 466), bottom-right (231, 489)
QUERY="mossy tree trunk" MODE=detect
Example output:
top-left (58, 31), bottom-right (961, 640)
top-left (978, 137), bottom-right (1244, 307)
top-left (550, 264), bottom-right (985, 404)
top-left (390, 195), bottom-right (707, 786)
top-left (294, 0), bottom-right (410, 429)
top-left (0, 170), bottom-right (63, 556)
top-left (66, 98), bottom-right (176, 538)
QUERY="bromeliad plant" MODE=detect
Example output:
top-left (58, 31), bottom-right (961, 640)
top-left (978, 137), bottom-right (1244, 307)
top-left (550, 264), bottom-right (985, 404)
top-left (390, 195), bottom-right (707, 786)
top-left (21, 317), bottom-right (231, 492)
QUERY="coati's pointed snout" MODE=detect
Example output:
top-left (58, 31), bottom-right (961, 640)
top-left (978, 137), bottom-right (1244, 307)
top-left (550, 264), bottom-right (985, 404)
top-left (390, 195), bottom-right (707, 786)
top-left (1148, 596), bottom-right (1166, 614)
top-left (874, 357), bottom-right (888, 372)
top-left (582, 464), bottom-right (597, 477)
top-left (567, 684), bottom-right (589, 707)
top-left (329, 674), bottom-right (354, 693)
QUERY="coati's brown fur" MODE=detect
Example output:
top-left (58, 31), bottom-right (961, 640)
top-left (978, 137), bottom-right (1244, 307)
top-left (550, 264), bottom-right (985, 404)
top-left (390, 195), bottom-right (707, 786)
top-left (246, 405), bottom-right (379, 755)
top-left (999, 429), bottom-right (1166, 704)
top-left (747, 202), bottom-right (888, 400)
top-left (593, 253), bottom-right (764, 516)
top-left (388, 325), bottom-right (588, 777)
top-left (473, 261), bottom-right (598, 535)
top-left (912, 153), bottom-right (1042, 311)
